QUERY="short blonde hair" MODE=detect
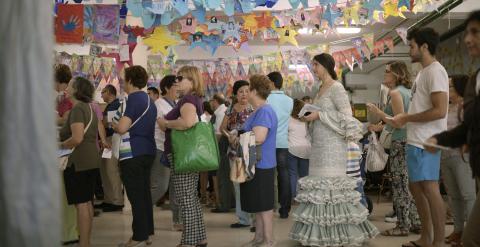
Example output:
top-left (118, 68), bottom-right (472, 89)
top-left (177, 66), bottom-right (204, 97)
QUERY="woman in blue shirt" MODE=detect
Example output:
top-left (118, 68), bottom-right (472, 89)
top-left (113, 66), bottom-right (157, 247)
top-left (240, 75), bottom-right (278, 247)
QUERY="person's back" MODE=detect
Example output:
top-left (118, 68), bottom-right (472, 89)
top-left (267, 92), bottom-right (293, 148)
top-left (384, 85), bottom-right (411, 141)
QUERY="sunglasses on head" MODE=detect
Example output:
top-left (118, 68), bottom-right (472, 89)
top-left (175, 76), bottom-right (183, 82)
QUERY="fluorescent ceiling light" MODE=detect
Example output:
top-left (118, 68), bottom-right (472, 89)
top-left (336, 27), bottom-right (362, 34)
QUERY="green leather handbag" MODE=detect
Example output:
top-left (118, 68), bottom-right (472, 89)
top-left (171, 121), bottom-right (220, 173)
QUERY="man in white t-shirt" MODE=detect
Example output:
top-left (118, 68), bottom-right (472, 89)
top-left (388, 28), bottom-right (449, 247)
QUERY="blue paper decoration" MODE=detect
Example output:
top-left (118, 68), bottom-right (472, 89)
top-left (173, 0), bottom-right (190, 16)
top-left (322, 4), bottom-right (341, 28)
top-left (204, 35), bottom-right (224, 55)
top-left (206, 0), bottom-right (221, 9)
top-left (224, 0), bottom-right (235, 16)
top-left (362, 0), bottom-right (383, 20)
top-left (255, 0), bottom-right (267, 6)
top-left (223, 20), bottom-right (241, 41)
top-left (265, 0), bottom-right (278, 8)
top-left (145, 2), bottom-right (167, 15)
top-left (127, 0), bottom-right (143, 17)
top-left (192, 4), bottom-right (207, 23)
top-left (288, 0), bottom-right (301, 9)
top-left (161, 11), bottom-right (175, 25)
top-left (398, 0), bottom-right (410, 9)
top-left (239, 0), bottom-right (254, 13)
top-left (189, 33), bottom-right (209, 51)
top-left (319, 0), bottom-right (337, 5)
top-left (119, 0), bottom-right (128, 18)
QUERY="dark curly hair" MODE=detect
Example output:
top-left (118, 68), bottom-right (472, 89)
top-left (407, 28), bottom-right (440, 55)
top-left (55, 64), bottom-right (72, 84)
top-left (160, 75), bottom-right (176, 96)
top-left (72, 77), bottom-right (94, 103)
top-left (125, 65), bottom-right (148, 89)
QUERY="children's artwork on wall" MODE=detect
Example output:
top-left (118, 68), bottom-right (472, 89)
top-left (93, 5), bottom-right (120, 44)
top-left (55, 4), bottom-right (84, 44)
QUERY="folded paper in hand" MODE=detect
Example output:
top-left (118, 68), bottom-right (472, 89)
top-left (102, 148), bottom-right (113, 159)
top-left (58, 148), bottom-right (73, 158)
top-left (298, 104), bottom-right (321, 118)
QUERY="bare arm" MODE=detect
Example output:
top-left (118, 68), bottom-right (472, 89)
top-left (113, 116), bottom-right (132, 135)
top-left (252, 126), bottom-right (268, 145)
top-left (162, 103), bottom-right (198, 130)
top-left (219, 114), bottom-right (229, 137)
top-left (405, 91), bottom-right (448, 123)
top-left (61, 123), bottom-right (85, 149)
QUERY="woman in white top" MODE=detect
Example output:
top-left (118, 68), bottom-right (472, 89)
top-left (287, 99), bottom-right (311, 199)
top-left (150, 75), bottom-right (183, 231)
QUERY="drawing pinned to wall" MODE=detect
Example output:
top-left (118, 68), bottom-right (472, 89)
top-left (55, 4), bottom-right (84, 43)
top-left (93, 5), bottom-right (120, 44)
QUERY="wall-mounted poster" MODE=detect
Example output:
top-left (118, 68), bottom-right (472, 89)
top-left (353, 103), bottom-right (368, 122)
top-left (55, 4), bottom-right (84, 44)
top-left (93, 5), bottom-right (120, 44)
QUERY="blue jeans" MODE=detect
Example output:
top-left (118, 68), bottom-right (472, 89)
top-left (287, 152), bottom-right (309, 198)
top-left (355, 179), bottom-right (368, 208)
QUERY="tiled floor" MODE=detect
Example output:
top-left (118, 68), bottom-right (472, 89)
top-left (91, 199), bottom-right (452, 247)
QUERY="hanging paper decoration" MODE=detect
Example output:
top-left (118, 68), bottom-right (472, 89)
top-left (363, 33), bottom-right (375, 52)
top-left (192, 4), bottom-right (207, 24)
top-left (343, 1), bottom-right (361, 25)
top-left (143, 26), bottom-right (180, 56)
top-left (275, 27), bottom-right (298, 47)
top-left (384, 37), bottom-right (394, 51)
top-left (173, 0), bottom-right (190, 16)
top-left (207, 16), bottom-right (225, 31)
top-left (294, 9), bottom-right (311, 26)
top-left (93, 5), bottom-right (120, 44)
top-left (204, 35), bottom-right (224, 55)
top-left (396, 27), bottom-right (408, 45)
top-left (373, 39), bottom-right (385, 57)
top-left (362, 0), bottom-right (383, 21)
top-left (206, 0), bottom-right (222, 9)
top-left (180, 17), bottom-right (198, 34)
top-left (83, 5), bottom-right (94, 43)
top-left (146, 1), bottom-right (167, 15)
top-left (256, 12), bottom-right (275, 30)
top-left (263, 28), bottom-right (279, 41)
top-left (119, 0), bottom-right (128, 19)
top-left (223, 20), bottom-right (241, 41)
top-left (189, 33), bottom-right (209, 51)
top-left (55, 4), bottom-right (84, 44)
top-left (384, 0), bottom-right (407, 19)
top-left (242, 14), bottom-right (259, 35)
top-left (322, 4), bottom-right (341, 28)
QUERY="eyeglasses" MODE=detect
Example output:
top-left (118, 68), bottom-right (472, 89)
top-left (175, 76), bottom-right (183, 82)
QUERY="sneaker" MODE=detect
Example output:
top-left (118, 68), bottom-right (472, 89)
top-left (384, 211), bottom-right (397, 223)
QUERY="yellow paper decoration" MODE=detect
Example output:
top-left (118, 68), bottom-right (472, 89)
top-left (384, 0), bottom-right (406, 19)
top-left (143, 26), bottom-right (179, 56)
top-left (274, 27), bottom-right (298, 47)
top-left (275, 52), bottom-right (283, 70)
top-left (242, 14), bottom-right (259, 35)
top-left (343, 2), bottom-right (361, 25)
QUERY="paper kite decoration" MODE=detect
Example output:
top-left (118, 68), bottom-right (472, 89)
top-left (172, 0), bottom-right (190, 16)
top-left (143, 26), bottom-right (180, 56)
top-left (192, 5), bottom-right (207, 24)
top-left (362, 0), bottom-right (383, 21)
top-left (342, 1), bottom-right (361, 25)
top-left (322, 4), bottom-right (341, 28)
top-left (275, 27), bottom-right (299, 47)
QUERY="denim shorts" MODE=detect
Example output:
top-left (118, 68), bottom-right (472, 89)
top-left (406, 144), bottom-right (441, 182)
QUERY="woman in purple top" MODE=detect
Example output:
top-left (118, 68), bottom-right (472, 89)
top-left (158, 66), bottom-right (207, 247)
top-left (239, 75), bottom-right (278, 247)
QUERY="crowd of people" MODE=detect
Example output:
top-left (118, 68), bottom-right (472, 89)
top-left (54, 10), bottom-right (480, 247)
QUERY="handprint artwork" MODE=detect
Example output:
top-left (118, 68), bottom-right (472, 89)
top-left (55, 4), bottom-right (84, 43)
top-left (93, 5), bottom-right (120, 44)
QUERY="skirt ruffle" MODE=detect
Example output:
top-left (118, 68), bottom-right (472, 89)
top-left (289, 176), bottom-right (379, 246)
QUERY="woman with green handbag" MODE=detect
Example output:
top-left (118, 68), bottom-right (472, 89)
top-left (158, 66), bottom-right (208, 247)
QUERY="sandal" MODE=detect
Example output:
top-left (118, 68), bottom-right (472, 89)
top-left (410, 225), bottom-right (422, 235)
top-left (381, 227), bottom-right (409, 237)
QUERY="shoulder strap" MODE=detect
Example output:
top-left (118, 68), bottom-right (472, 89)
top-left (130, 93), bottom-right (151, 129)
top-left (84, 104), bottom-right (93, 134)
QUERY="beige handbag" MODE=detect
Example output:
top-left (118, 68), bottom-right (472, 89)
top-left (58, 105), bottom-right (93, 170)
top-left (230, 157), bottom-right (247, 183)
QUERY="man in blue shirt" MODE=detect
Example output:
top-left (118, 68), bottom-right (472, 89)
top-left (267, 72), bottom-right (293, 218)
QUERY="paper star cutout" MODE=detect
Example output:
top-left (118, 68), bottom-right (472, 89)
top-left (206, 0), bottom-right (221, 9)
top-left (275, 27), bottom-right (298, 47)
top-left (143, 26), bottom-right (179, 56)
top-left (239, 0), bottom-right (254, 14)
top-left (255, 12), bottom-right (275, 30)
top-left (294, 9), bottom-right (311, 26)
top-left (274, 11), bottom-right (295, 27)
top-left (204, 35), bottom-right (224, 55)
top-left (398, 0), bottom-right (410, 9)
top-left (223, 20), bottom-right (241, 41)
top-left (165, 47), bottom-right (177, 65)
top-left (343, 1), bottom-right (361, 25)
top-left (192, 5), bottom-right (207, 24)
top-left (322, 4), bottom-right (341, 28)
top-left (224, 0), bottom-right (235, 16)
top-left (145, 1), bottom-right (167, 15)
top-left (207, 16), bottom-right (225, 32)
top-left (189, 33), bottom-right (208, 52)
top-left (180, 17), bottom-right (198, 34)
top-left (362, 0), bottom-right (383, 20)
top-left (310, 6), bottom-right (323, 25)
top-left (242, 14), bottom-right (259, 35)
top-left (319, 0), bottom-right (337, 5)
top-left (384, 0), bottom-right (407, 19)
top-left (172, 0), bottom-right (189, 16)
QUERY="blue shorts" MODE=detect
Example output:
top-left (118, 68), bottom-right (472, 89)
top-left (406, 144), bottom-right (441, 182)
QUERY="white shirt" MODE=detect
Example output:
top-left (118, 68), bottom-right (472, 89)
top-left (476, 72), bottom-right (480, 95)
top-left (213, 104), bottom-right (227, 135)
top-left (407, 61), bottom-right (449, 148)
top-left (288, 117), bottom-right (311, 159)
top-left (154, 98), bottom-right (174, 151)
top-left (201, 113), bottom-right (212, 123)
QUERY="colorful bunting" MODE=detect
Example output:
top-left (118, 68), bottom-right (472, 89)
top-left (396, 27), bottom-right (408, 45)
